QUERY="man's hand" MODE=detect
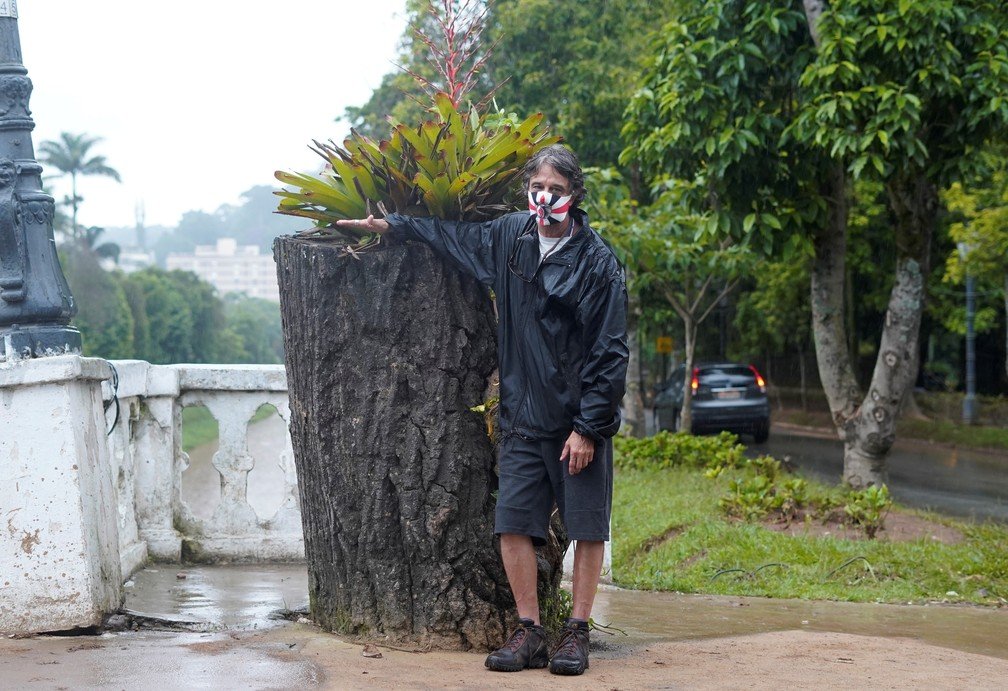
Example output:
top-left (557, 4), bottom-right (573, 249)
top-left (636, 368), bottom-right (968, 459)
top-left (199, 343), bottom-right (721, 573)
top-left (560, 430), bottom-right (595, 475)
top-left (334, 215), bottom-right (390, 234)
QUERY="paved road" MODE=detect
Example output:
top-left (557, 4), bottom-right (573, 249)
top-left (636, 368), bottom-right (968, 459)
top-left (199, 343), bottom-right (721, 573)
top-left (755, 426), bottom-right (1008, 523)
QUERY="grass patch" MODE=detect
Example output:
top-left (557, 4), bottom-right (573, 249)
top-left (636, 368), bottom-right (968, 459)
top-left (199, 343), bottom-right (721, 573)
top-left (181, 405), bottom-right (276, 452)
top-left (612, 464), bottom-right (1008, 605)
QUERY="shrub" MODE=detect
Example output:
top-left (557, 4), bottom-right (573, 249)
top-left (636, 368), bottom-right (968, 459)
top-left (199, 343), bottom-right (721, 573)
top-left (844, 485), bottom-right (892, 539)
top-left (719, 474), bottom-right (776, 520)
top-left (614, 431), bottom-right (746, 472)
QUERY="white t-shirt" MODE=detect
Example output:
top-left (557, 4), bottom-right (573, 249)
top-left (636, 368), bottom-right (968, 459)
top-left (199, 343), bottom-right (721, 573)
top-left (538, 232), bottom-right (571, 259)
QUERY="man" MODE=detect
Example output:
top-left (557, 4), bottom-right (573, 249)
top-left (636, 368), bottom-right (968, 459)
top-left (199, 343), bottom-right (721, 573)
top-left (336, 144), bottom-right (628, 676)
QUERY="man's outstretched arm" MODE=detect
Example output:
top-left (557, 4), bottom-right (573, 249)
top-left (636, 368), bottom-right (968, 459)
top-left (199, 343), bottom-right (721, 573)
top-left (336, 213), bottom-right (502, 285)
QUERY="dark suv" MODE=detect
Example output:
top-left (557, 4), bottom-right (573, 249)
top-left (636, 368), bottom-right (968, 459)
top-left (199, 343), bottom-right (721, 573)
top-left (653, 363), bottom-right (770, 443)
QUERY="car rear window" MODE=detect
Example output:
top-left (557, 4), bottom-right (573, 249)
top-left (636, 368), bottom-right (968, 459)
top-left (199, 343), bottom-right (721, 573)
top-left (699, 366), bottom-right (752, 378)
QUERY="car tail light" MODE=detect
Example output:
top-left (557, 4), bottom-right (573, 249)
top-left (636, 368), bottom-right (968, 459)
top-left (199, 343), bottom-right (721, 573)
top-left (749, 365), bottom-right (767, 393)
top-left (691, 368), bottom-right (700, 394)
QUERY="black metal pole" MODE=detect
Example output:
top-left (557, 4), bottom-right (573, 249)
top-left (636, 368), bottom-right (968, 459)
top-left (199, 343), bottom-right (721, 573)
top-left (0, 5), bottom-right (82, 359)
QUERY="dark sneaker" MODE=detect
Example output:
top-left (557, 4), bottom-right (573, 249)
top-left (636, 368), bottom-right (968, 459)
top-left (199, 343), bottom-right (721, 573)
top-left (485, 618), bottom-right (549, 672)
top-left (549, 618), bottom-right (590, 675)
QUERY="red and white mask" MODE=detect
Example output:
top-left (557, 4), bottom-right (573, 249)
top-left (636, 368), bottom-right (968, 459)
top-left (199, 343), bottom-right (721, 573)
top-left (528, 190), bottom-right (573, 226)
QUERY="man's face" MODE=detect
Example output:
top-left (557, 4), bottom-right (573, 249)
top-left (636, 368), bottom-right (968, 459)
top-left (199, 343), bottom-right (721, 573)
top-left (528, 163), bottom-right (572, 199)
top-left (528, 163), bottom-right (576, 227)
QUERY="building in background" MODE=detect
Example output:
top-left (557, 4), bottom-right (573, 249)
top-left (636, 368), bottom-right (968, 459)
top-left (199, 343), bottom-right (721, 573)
top-left (114, 248), bottom-right (157, 274)
top-left (166, 238), bottom-right (279, 302)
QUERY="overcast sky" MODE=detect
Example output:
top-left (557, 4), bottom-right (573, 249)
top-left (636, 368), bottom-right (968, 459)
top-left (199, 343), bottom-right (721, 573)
top-left (17, 0), bottom-right (406, 229)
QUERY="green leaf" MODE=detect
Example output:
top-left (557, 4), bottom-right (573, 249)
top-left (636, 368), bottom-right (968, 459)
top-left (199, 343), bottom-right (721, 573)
top-left (760, 213), bottom-right (782, 230)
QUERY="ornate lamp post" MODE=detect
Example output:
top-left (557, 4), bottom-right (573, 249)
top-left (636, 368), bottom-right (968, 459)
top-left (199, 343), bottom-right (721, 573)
top-left (0, 3), bottom-right (82, 360)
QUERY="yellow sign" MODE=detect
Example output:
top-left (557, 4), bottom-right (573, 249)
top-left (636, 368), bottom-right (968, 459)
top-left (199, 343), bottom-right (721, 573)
top-left (656, 336), bottom-right (674, 354)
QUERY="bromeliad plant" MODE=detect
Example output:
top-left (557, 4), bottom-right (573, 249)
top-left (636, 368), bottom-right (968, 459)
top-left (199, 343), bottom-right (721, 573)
top-left (275, 0), bottom-right (559, 252)
top-left (275, 96), bottom-right (558, 235)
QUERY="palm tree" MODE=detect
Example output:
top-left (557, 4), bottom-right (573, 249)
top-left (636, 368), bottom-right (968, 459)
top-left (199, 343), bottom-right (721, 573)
top-left (38, 132), bottom-right (121, 239)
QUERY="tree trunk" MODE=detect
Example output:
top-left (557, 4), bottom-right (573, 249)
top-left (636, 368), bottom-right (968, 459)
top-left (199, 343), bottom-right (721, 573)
top-left (274, 236), bottom-right (564, 650)
top-left (809, 164), bottom-right (861, 432)
top-left (680, 318), bottom-right (697, 434)
top-left (842, 175), bottom-right (935, 488)
top-left (798, 343), bottom-right (808, 413)
top-left (1004, 273), bottom-right (1007, 384)
top-left (622, 275), bottom-right (645, 437)
top-left (802, 0), bottom-right (827, 47)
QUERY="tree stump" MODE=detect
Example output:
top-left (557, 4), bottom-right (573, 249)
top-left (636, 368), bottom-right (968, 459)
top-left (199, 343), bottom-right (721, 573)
top-left (274, 236), bottom-right (564, 650)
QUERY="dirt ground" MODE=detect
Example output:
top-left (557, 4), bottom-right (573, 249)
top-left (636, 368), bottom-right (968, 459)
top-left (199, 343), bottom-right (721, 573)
top-left (5, 602), bottom-right (1008, 689)
top-left (765, 507), bottom-right (965, 543)
top-left (7, 563), bottom-right (1007, 689)
top-left (233, 625), bottom-right (1008, 690)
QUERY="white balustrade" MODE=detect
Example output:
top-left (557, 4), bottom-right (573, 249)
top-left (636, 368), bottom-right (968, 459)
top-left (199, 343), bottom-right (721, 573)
top-left (102, 362), bottom-right (303, 575)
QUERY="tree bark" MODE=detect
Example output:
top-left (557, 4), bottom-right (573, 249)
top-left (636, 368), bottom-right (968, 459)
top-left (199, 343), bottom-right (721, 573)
top-left (810, 164), bottom-right (861, 431)
top-left (1004, 273), bottom-right (1007, 384)
top-left (802, 0), bottom-right (827, 47)
top-left (841, 175), bottom-right (935, 487)
top-left (622, 274), bottom-right (645, 437)
top-left (679, 318), bottom-right (697, 434)
top-left (798, 343), bottom-right (808, 412)
top-left (274, 236), bottom-right (564, 650)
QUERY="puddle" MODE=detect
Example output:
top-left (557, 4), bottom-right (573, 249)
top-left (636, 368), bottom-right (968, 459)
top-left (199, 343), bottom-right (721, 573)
top-left (124, 564), bottom-right (308, 631)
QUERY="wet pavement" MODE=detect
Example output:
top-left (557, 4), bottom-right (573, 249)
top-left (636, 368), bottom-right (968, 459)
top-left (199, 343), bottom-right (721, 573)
top-left (123, 564), bottom-right (309, 631)
top-left (7, 422), bottom-right (1005, 687)
top-left (756, 425), bottom-right (1008, 523)
top-left (4, 564), bottom-right (1007, 688)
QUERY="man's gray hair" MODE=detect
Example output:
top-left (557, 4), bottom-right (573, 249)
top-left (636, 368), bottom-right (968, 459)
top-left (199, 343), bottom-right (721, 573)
top-left (521, 144), bottom-right (585, 208)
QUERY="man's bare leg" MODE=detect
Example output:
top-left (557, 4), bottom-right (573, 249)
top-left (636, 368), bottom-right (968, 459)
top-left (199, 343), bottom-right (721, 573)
top-left (570, 540), bottom-right (605, 621)
top-left (500, 533), bottom-right (540, 623)
top-left (486, 533), bottom-right (550, 671)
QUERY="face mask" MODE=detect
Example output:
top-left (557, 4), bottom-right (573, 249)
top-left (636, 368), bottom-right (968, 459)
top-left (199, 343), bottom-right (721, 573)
top-left (528, 190), bottom-right (573, 226)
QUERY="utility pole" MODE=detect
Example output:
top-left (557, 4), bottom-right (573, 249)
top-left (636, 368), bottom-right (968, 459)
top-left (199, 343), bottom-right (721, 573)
top-left (0, 2), bottom-right (82, 360)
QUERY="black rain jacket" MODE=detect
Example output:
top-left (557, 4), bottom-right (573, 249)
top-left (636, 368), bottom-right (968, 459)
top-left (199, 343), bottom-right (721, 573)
top-left (386, 208), bottom-right (629, 442)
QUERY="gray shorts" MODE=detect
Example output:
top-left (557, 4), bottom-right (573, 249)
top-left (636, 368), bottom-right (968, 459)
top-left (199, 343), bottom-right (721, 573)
top-left (494, 434), bottom-right (613, 545)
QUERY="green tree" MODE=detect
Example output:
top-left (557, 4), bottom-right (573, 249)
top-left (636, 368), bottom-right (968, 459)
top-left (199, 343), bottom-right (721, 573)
top-left (164, 270), bottom-right (228, 362)
top-left (943, 170), bottom-right (1008, 382)
top-left (486, 0), bottom-right (680, 169)
top-left (792, 0), bottom-right (1008, 485)
top-left (223, 295), bottom-right (285, 364)
top-left (38, 132), bottom-right (121, 238)
top-left (621, 2), bottom-right (814, 432)
top-left (60, 246), bottom-right (134, 359)
top-left (123, 269), bottom-right (196, 363)
top-left (733, 254), bottom-right (813, 409)
top-left (343, 1), bottom-right (679, 170)
top-left (616, 184), bottom-right (757, 433)
top-left (625, 0), bottom-right (1008, 485)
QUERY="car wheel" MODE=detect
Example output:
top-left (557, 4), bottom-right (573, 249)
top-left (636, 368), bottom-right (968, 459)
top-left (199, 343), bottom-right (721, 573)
top-left (752, 419), bottom-right (770, 444)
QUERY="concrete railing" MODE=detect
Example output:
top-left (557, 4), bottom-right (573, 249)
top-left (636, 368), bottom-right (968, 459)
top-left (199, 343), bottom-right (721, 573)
top-left (103, 362), bottom-right (304, 578)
